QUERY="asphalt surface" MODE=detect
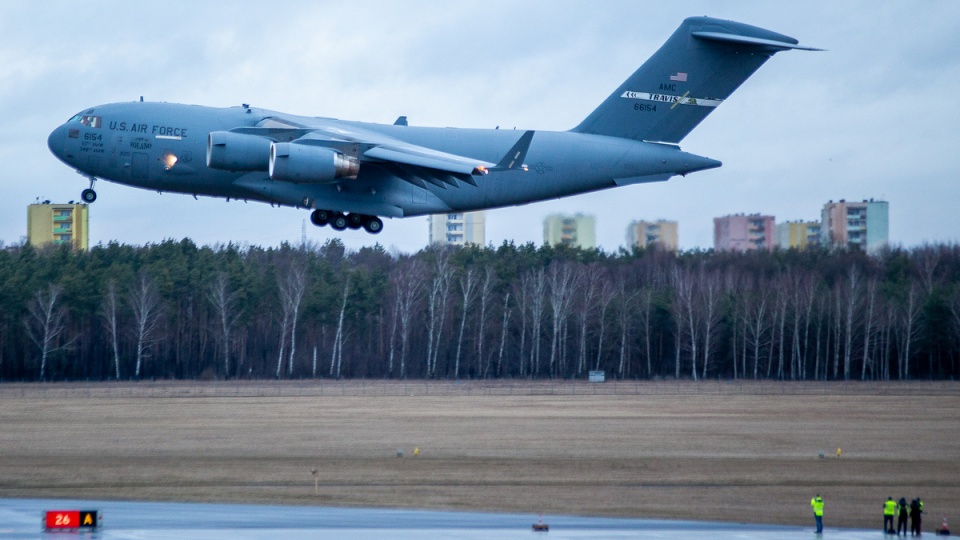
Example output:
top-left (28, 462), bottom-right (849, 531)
top-left (0, 498), bottom-right (883, 539)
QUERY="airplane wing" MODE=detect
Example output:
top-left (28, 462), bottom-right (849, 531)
top-left (233, 116), bottom-right (533, 188)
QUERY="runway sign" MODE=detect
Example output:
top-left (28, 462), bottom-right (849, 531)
top-left (44, 510), bottom-right (99, 530)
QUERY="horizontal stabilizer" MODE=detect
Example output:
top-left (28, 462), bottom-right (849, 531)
top-left (691, 31), bottom-right (823, 51)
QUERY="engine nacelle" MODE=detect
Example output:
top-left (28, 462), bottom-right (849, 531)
top-left (269, 143), bottom-right (360, 183)
top-left (206, 131), bottom-right (272, 171)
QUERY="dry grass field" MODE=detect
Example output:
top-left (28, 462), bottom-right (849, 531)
top-left (0, 380), bottom-right (956, 529)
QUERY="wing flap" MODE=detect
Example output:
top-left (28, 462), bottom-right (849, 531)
top-left (364, 146), bottom-right (491, 176)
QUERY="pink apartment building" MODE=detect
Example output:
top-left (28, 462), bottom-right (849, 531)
top-left (714, 214), bottom-right (775, 251)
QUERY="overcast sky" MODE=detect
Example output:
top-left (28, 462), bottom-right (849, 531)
top-left (3, 1), bottom-right (959, 253)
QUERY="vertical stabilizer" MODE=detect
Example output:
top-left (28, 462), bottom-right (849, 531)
top-left (572, 17), bottom-right (816, 144)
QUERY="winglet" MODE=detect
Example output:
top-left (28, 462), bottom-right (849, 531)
top-left (393, 116), bottom-right (408, 126)
top-left (492, 130), bottom-right (535, 171)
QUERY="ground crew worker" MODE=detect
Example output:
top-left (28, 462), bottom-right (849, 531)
top-left (811, 494), bottom-right (824, 534)
top-left (898, 497), bottom-right (909, 536)
top-left (910, 498), bottom-right (923, 536)
top-left (918, 498), bottom-right (924, 535)
top-left (885, 497), bottom-right (898, 533)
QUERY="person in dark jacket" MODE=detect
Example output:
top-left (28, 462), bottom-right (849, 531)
top-left (910, 498), bottom-right (923, 536)
top-left (897, 497), bottom-right (909, 536)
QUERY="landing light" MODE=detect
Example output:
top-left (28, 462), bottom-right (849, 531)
top-left (162, 152), bottom-right (178, 171)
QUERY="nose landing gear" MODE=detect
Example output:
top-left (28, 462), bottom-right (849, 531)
top-left (80, 176), bottom-right (97, 203)
top-left (310, 209), bottom-right (383, 235)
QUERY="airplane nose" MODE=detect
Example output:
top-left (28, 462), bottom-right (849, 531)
top-left (47, 124), bottom-right (75, 165)
top-left (47, 124), bottom-right (66, 158)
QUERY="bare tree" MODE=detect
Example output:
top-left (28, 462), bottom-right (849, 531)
top-left (794, 273), bottom-right (818, 380)
top-left (814, 293), bottom-right (830, 381)
top-left (24, 283), bottom-right (70, 380)
top-left (896, 283), bottom-right (922, 380)
top-left (860, 276), bottom-right (878, 380)
top-left (492, 291), bottom-right (511, 378)
top-left (547, 262), bottom-right (579, 378)
top-left (726, 272), bottom-right (743, 380)
top-left (425, 249), bottom-right (452, 377)
top-left (282, 264), bottom-right (308, 376)
top-left (576, 265), bottom-right (601, 376)
top-left (453, 267), bottom-right (477, 379)
top-left (635, 287), bottom-right (655, 378)
top-left (831, 287), bottom-right (843, 379)
top-left (329, 276), bottom-right (350, 378)
top-left (386, 284), bottom-right (400, 378)
top-left (392, 259), bottom-right (424, 379)
top-left (475, 267), bottom-right (495, 377)
top-left (102, 279), bottom-right (121, 380)
top-left (841, 266), bottom-right (863, 381)
top-left (593, 280), bottom-right (616, 372)
top-left (742, 280), bottom-right (770, 380)
top-left (914, 245), bottom-right (942, 296)
top-left (523, 268), bottom-right (547, 377)
top-left (207, 272), bottom-right (242, 378)
top-left (699, 268), bottom-right (724, 380)
top-left (129, 272), bottom-right (163, 379)
top-left (615, 270), bottom-right (639, 379)
top-left (879, 299), bottom-right (894, 381)
top-left (771, 273), bottom-right (790, 380)
top-left (672, 265), bottom-right (697, 379)
top-left (513, 274), bottom-right (530, 376)
top-left (275, 263), bottom-right (306, 378)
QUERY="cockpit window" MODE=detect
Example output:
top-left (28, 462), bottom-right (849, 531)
top-left (79, 115), bottom-right (101, 128)
top-left (69, 114), bottom-right (101, 128)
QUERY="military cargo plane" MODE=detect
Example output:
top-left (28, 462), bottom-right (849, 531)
top-left (47, 16), bottom-right (816, 235)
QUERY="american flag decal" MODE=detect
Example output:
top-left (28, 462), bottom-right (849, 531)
top-left (670, 72), bottom-right (688, 82)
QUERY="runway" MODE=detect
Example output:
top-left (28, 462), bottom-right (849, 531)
top-left (0, 498), bottom-right (888, 539)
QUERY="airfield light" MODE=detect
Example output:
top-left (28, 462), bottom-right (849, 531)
top-left (162, 152), bottom-right (178, 170)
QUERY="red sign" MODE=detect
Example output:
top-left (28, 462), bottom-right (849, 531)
top-left (44, 510), bottom-right (98, 530)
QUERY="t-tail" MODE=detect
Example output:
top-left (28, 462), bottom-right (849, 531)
top-left (572, 16), bottom-right (820, 144)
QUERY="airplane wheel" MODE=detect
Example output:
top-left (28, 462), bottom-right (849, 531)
top-left (311, 209), bottom-right (330, 226)
top-left (363, 217), bottom-right (383, 234)
top-left (81, 188), bottom-right (97, 203)
top-left (346, 213), bottom-right (364, 230)
top-left (330, 213), bottom-right (348, 231)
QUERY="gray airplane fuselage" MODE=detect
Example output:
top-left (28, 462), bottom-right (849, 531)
top-left (47, 102), bottom-right (718, 218)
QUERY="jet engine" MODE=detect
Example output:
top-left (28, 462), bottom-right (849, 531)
top-left (206, 131), bottom-right (272, 171)
top-left (269, 143), bottom-right (360, 183)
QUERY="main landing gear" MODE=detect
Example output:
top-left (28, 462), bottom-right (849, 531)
top-left (311, 209), bottom-right (383, 234)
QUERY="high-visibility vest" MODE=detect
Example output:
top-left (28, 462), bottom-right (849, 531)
top-left (885, 499), bottom-right (898, 516)
top-left (811, 497), bottom-right (824, 516)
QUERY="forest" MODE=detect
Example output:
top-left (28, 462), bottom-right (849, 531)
top-left (2, 238), bottom-right (959, 382)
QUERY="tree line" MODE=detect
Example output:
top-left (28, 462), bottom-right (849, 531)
top-left (2, 238), bottom-right (959, 382)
